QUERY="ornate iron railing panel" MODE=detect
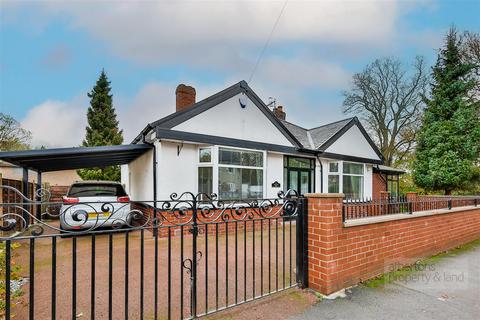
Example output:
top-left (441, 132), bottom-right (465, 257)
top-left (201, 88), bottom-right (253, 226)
top-left (0, 185), bottom-right (299, 240)
top-left (0, 185), bottom-right (306, 320)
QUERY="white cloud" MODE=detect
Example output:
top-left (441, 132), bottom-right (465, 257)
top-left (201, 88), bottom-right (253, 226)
top-left (117, 81), bottom-right (229, 142)
top-left (20, 81), bottom-right (229, 147)
top-left (252, 55), bottom-right (352, 89)
top-left (11, 0), bottom-right (433, 147)
top-left (21, 97), bottom-right (87, 148)
top-left (116, 82), bottom-right (175, 142)
top-left (8, 0), bottom-right (402, 68)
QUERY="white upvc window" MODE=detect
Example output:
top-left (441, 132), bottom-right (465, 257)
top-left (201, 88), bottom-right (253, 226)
top-left (197, 146), bottom-right (266, 200)
top-left (198, 146), bottom-right (213, 197)
top-left (327, 161), bottom-right (365, 199)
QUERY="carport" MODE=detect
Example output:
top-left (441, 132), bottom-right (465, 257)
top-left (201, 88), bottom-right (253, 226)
top-left (0, 144), bottom-right (153, 224)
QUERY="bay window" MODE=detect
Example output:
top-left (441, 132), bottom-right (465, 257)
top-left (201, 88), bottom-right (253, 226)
top-left (327, 161), bottom-right (365, 199)
top-left (327, 162), bottom-right (340, 193)
top-left (198, 167), bottom-right (213, 195)
top-left (198, 147), bottom-right (213, 198)
top-left (218, 148), bottom-right (263, 199)
top-left (198, 146), bottom-right (265, 200)
top-left (199, 147), bottom-right (212, 163)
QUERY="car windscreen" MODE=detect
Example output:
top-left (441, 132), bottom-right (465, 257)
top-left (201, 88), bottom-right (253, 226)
top-left (68, 184), bottom-right (127, 197)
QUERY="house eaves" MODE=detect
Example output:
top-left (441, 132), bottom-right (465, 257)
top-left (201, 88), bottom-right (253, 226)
top-left (132, 81), bottom-right (303, 148)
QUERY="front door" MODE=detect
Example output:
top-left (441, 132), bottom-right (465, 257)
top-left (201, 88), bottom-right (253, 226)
top-left (287, 169), bottom-right (312, 195)
top-left (284, 156), bottom-right (315, 195)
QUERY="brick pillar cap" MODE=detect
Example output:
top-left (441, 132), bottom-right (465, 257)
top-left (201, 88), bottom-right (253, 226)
top-left (305, 193), bottom-right (345, 198)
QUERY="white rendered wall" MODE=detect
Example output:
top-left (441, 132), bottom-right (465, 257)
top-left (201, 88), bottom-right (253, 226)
top-left (320, 158), bottom-right (330, 194)
top-left (154, 142), bottom-right (286, 200)
top-left (126, 149), bottom-right (154, 201)
top-left (120, 165), bottom-right (129, 192)
top-left (156, 141), bottom-right (198, 200)
top-left (172, 93), bottom-right (294, 147)
top-left (266, 152), bottom-right (284, 198)
top-left (325, 125), bottom-right (380, 160)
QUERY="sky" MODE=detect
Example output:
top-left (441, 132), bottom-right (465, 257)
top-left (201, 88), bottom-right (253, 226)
top-left (0, 0), bottom-right (479, 147)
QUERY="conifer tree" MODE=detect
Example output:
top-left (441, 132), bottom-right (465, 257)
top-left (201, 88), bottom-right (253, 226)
top-left (77, 70), bottom-right (123, 181)
top-left (413, 28), bottom-right (480, 194)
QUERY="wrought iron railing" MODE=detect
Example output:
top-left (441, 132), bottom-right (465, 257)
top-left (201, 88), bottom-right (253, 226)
top-left (342, 195), bottom-right (480, 221)
top-left (0, 185), bottom-right (307, 320)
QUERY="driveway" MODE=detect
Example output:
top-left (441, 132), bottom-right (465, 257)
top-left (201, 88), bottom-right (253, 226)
top-left (290, 241), bottom-right (480, 320)
top-left (10, 221), bottom-right (297, 320)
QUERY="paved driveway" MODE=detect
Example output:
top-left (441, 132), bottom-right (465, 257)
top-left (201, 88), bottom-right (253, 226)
top-left (290, 243), bottom-right (480, 320)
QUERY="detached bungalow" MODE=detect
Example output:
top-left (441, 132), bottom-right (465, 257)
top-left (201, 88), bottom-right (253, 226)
top-left (122, 81), bottom-right (401, 201)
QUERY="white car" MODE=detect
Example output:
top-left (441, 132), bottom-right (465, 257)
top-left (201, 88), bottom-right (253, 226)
top-left (60, 181), bottom-right (132, 231)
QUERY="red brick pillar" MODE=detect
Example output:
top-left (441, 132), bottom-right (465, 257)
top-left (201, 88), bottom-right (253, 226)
top-left (305, 193), bottom-right (344, 295)
top-left (380, 191), bottom-right (390, 215)
top-left (406, 192), bottom-right (418, 212)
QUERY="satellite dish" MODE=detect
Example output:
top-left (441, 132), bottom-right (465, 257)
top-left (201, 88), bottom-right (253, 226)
top-left (239, 95), bottom-right (247, 108)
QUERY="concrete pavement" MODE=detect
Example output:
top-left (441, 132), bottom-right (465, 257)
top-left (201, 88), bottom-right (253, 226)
top-left (290, 242), bottom-right (480, 320)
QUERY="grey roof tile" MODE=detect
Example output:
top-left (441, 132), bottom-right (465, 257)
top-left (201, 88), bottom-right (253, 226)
top-left (308, 118), bottom-right (354, 150)
top-left (281, 118), bottom-right (354, 151)
top-left (280, 120), bottom-right (312, 149)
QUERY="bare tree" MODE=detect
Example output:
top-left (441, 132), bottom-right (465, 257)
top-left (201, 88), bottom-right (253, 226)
top-left (342, 57), bottom-right (428, 166)
top-left (0, 113), bottom-right (31, 151)
top-left (461, 31), bottom-right (480, 97)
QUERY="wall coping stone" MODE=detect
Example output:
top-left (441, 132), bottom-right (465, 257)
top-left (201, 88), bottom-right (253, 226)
top-left (344, 205), bottom-right (479, 227)
top-left (305, 193), bottom-right (345, 198)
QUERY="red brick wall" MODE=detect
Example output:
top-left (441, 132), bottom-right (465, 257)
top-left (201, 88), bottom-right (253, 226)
top-left (306, 194), bottom-right (480, 295)
top-left (372, 172), bottom-right (387, 199)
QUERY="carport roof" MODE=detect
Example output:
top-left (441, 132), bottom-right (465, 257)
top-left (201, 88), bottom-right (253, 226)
top-left (0, 144), bottom-right (152, 172)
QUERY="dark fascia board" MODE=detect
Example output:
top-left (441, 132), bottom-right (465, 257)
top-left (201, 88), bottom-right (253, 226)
top-left (318, 151), bottom-right (384, 165)
top-left (0, 144), bottom-right (152, 159)
top-left (239, 81), bottom-right (304, 148)
top-left (156, 129), bottom-right (384, 165)
top-left (137, 80), bottom-right (303, 148)
top-left (156, 128), bottom-right (304, 154)
top-left (0, 144), bottom-right (153, 172)
top-left (153, 82), bottom-right (245, 129)
top-left (318, 117), bottom-right (385, 161)
top-left (373, 166), bottom-right (406, 175)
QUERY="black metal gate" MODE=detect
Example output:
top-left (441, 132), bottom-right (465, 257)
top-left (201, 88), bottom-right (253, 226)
top-left (1, 186), bottom-right (307, 319)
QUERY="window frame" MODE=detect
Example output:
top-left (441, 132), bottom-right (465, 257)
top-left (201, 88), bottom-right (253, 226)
top-left (199, 146), bottom-right (213, 164)
top-left (326, 161), bottom-right (365, 199)
top-left (197, 145), bottom-right (266, 200)
top-left (327, 161), bottom-right (340, 193)
top-left (283, 156), bottom-right (315, 195)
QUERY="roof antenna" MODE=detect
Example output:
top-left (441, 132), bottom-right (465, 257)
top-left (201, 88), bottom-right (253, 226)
top-left (266, 97), bottom-right (277, 109)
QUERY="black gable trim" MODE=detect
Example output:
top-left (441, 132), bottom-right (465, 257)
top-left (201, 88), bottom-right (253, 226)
top-left (136, 80), bottom-right (303, 148)
top-left (317, 118), bottom-right (356, 151)
top-left (156, 128), bottom-right (302, 154)
top-left (318, 117), bottom-right (384, 161)
top-left (239, 82), bottom-right (304, 148)
top-left (319, 152), bottom-right (383, 165)
top-left (157, 82), bottom-right (244, 129)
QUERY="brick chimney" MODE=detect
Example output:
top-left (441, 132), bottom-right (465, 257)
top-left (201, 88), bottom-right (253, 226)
top-left (175, 84), bottom-right (196, 112)
top-left (273, 106), bottom-right (286, 120)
